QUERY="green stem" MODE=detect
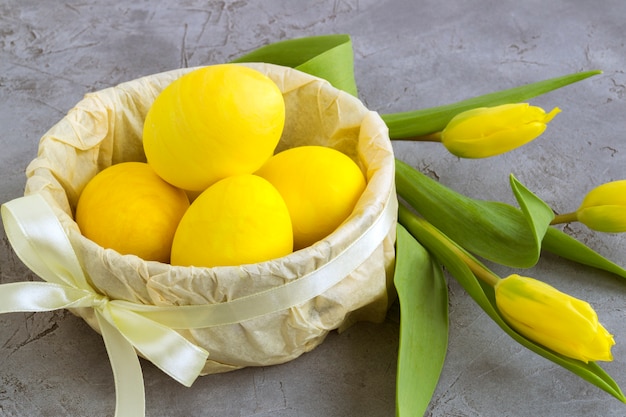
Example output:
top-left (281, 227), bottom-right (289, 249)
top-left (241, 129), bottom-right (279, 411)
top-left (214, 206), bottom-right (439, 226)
top-left (393, 131), bottom-right (442, 143)
top-left (398, 204), bottom-right (500, 287)
top-left (551, 212), bottom-right (578, 225)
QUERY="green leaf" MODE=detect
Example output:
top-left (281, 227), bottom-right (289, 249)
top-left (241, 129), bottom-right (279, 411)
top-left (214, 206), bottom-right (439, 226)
top-left (394, 225), bottom-right (448, 417)
top-left (509, 173), bottom-right (555, 256)
top-left (542, 227), bottom-right (626, 279)
top-left (232, 34), bottom-right (358, 97)
top-left (395, 159), bottom-right (549, 268)
top-left (398, 204), bottom-right (626, 403)
top-left (383, 70), bottom-right (602, 139)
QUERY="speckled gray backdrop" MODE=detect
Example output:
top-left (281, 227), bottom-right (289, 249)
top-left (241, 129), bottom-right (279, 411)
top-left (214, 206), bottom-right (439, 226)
top-left (1, 1), bottom-right (625, 416)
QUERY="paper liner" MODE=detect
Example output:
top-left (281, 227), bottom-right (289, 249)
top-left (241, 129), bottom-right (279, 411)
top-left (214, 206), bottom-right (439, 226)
top-left (24, 63), bottom-right (397, 375)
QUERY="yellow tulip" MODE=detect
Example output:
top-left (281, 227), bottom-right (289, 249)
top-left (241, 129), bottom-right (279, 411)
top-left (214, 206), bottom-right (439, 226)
top-left (576, 180), bottom-right (626, 233)
top-left (495, 274), bottom-right (615, 363)
top-left (441, 103), bottom-right (561, 158)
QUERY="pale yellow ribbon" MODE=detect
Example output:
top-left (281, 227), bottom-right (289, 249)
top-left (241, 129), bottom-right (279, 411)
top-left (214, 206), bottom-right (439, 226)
top-left (0, 191), bottom-right (397, 417)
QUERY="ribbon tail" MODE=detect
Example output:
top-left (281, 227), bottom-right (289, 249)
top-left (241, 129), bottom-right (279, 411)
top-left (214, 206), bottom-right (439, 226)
top-left (96, 311), bottom-right (146, 417)
top-left (0, 282), bottom-right (98, 313)
top-left (108, 304), bottom-right (209, 387)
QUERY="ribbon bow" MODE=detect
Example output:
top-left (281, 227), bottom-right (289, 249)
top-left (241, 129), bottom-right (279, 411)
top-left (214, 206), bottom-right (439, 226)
top-left (1, 194), bottom-right (210, 416)
top-left (0, 192), bottom-right (396, 417)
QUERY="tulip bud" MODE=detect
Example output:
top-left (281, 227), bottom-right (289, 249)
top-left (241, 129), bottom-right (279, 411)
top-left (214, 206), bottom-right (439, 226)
top-left (495, 274), bottom-right (615, 363)
top-left (576, 180), bottom-right (626, 233)
top-left (441, 103), bottom-right (561, 158)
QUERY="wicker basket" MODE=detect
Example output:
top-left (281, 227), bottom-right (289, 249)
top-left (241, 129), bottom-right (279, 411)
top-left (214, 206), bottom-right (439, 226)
top-left (23, 63), bottom-right (397, 375)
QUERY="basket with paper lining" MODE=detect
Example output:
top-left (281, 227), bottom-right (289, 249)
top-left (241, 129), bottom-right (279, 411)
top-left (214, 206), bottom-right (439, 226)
top-left (23, 63), bottom-right (397, 375)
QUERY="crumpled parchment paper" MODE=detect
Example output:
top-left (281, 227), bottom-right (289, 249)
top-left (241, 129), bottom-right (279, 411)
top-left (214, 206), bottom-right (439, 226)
top-left (23, 63), bottom-right (397, 375)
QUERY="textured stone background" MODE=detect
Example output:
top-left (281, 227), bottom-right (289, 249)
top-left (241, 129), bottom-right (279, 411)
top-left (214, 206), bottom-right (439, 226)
top-left (1, 0), bottom-right (625, 416)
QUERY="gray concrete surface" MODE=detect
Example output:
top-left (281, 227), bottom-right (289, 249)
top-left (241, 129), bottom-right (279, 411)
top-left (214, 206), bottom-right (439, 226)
top-left (1, 0), bottom-right (626, 416)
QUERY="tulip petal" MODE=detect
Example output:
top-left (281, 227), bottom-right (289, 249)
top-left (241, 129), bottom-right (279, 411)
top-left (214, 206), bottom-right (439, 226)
top-left (576, 180), bottom-right (626, 233)
top-left (578, 206), bottom-right (626, 233)
top-left (495, 275), bottom-right (614, 363)
top-left (444, 123), bottom-right (548, 158)
top-left (440, 103), bottom-right (558, 158)
top-left (580, 180), bottom-right (626, 207)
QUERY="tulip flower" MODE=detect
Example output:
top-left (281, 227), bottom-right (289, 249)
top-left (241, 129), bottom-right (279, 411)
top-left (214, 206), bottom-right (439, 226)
top-left (495, 274), bottom-right (615, 363)
top-left (553, 180), bottom-right (626, 233)
top-left (440, 103), bottom-right (561, 158)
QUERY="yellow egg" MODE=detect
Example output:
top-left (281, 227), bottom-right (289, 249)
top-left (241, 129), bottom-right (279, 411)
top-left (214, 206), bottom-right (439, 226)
top-left (170, 174), bottom-right (293, 267)
top-left (143, 64), bottom-right (285, 191)
top-left (75, 162), bottom-right (190, 263)
top-left (256, 146), bottom-right (366, 250)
